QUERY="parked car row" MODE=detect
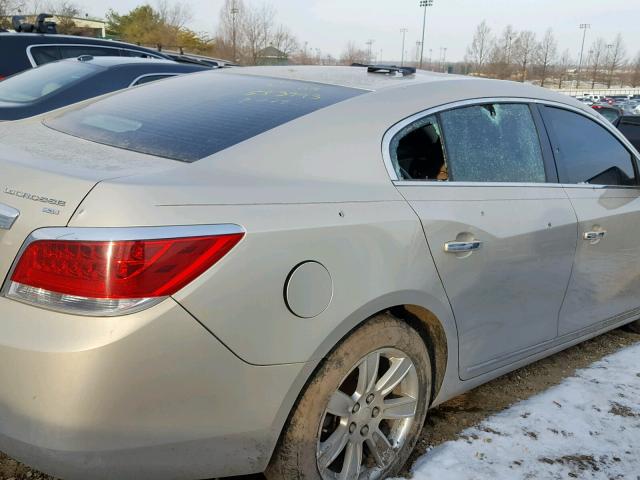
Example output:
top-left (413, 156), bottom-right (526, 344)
top-left (0, 16), bottom-right (233, 120)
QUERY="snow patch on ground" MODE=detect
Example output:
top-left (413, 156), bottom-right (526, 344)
top-left (405, 343), bottom-right (640, 480)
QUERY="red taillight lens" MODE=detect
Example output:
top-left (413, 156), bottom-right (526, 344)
top-left (10, 234), bottom-right (243, 300)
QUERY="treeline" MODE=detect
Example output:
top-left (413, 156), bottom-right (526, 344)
top-left (465, 20), bottom-right (640, 89)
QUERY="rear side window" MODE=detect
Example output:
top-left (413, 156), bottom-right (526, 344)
top-left (59, 45), bottom-right (118, 59)
top-left (45, 73), bottom-right (366, 162)
top-left (122, 50), bottom-right (160, 58)
top-left (543, 107), bottom-right (636, 186)
top-left (438, 103), bottom-right (546, 182)
top-left (0, 61), bottom-right (96, 102)
top-left (30, 46), bottom-right (61, 65)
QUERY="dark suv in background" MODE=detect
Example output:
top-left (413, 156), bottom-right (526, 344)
top-left (0, 32), bottom-right (171, 79)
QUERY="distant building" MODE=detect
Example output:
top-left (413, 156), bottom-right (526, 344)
top-left (257, 46), bottom-right (288, 66)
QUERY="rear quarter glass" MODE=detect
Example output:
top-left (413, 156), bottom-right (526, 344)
top-left (44, 73), bottom-right (368, 162)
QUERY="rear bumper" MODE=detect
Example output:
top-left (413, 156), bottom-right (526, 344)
top-left (0, 297), bottom-right (304, 479)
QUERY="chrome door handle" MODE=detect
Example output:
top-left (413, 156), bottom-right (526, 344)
top-left (583, 231), bottom-right (606, 241)
top-left (444, 240), bottom-right (482, 253)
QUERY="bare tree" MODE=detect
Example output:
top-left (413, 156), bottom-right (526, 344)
top-left (465, 20), bottom-right (493, 74)
top-left (0, 0), bottom-right (25, 27)
top-left (588, 38), bottom-right (606, 88)
top-left (270, 24), bottom-right (297, 56)
top-left (513, 30), bottom-right (536, 82)
top-left (242, 3), bottom-right (275, 65)
top-left (45, 0), bottom-right (80, 33)
top-left (631, 52), bottom-right (640, 88)
top-left (488, 24), bottom-right (516, 79)
top-left (216, 0), bottom-right (246, 62)
top-left (0, 0), bottom-right (24, 16)
top-left (605, 33), bottom-right (626, 88)
top-left (339, 41), bottom-right (368, 65)
top-left (537, 28), bottom-right (557, 87)
top-left (557, 48), bottom-right (571, 89)
top-left (156, 0), bottom-right (191, 29)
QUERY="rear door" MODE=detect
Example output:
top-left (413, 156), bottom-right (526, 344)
top-left (387, 100), bottom-right (577, 380)
top-left (540, 105), bottom-right (640, 335)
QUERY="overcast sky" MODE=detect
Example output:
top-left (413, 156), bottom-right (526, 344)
top-left (80, 0), bottom-right (639, 62)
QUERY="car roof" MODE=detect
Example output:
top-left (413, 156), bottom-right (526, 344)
top-left (215, 65), bottom-right (588, 110)
top-left (221, 65), bottom-right (458, 91)
top-left (59, 56), bottom-right (197, 68)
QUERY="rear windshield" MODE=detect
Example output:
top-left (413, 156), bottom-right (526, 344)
top-left (0, 60), bottom-right (96, 103)
top-left (45, 72), bottom-right (366, 162)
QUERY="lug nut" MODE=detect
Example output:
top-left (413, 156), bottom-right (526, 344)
top-left (352, 403), bottom-right (361, 413)
top-left (349, 422), bottom-right (356, 434)
top-left (360, 425), bottom-right (369, 436)
top-left (366, 394), bottom-right (375, 404)
top-left (372, 407), bottom-right (380, 417)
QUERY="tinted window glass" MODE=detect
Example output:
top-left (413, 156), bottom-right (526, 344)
top-left (45, 73), bottom-right (366, 162)
top-left (30, 46), bottom-right (61, 65)
top-left (59, 46), bottom-right (118, 59)
top-left (0, 61), bottom-right (96, 103)
top-left (133, 74), bottom-right (174, 86)
top-left (122, 50), bottom-right (159, 58)
top-left (439, 103), bottom-right (546, 182)
top-left (543, 107), bottom-right (636, 186)
top-left (391, 115), bottom-right (448, 180)
top-left (592, 106), bottom-right (621, 124)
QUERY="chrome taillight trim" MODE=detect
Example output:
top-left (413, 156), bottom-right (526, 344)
top-left (1, 224), bottom-right (245, 317)
top-left (5, 282), bottom-right (165, 317)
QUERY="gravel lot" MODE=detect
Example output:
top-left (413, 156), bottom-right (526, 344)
top-left (1, 328), bottom-right (638, 480)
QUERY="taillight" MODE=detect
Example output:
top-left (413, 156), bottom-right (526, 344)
top-left (4, 225), bottom-right (244, 316)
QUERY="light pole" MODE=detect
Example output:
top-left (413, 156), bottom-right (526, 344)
top-left (366, 39), bottom-right (375, 64)
top-left (442, 47), bottom-right (447, 72)
top-left (400, 28), bottom-right (408, 66)
top-left (231, 3), bottom-right (239, 62)
top-left (418, 0), bottom-right (433, 69)
top-left (576, 23), bottom-right (590, 88)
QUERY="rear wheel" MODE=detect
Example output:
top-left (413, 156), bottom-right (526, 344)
top-left (266, 314), bottom-right (431, 480)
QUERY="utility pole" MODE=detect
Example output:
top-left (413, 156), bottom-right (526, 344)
top-left (400, 28), bottom-right (408, 66)
top-left (576, 23), bottom-right (590, 88)
top-left (442, 47), bottom-right (447, 72)
top-left (231, 2), bottom-right (239, 63)
top-left (418, 0), bottom-right (433, 69)
top-left (366, 39), bottom-right (375, 64)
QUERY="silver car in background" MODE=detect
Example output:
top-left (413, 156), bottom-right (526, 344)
top-left (0, 66), bottom-right (639, 480)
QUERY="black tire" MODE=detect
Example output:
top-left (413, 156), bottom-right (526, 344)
top-left (266, 313), bottom-right (432, 480)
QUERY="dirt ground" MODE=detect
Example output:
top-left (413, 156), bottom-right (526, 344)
top-left (1, 328), bottom-right (638, 480)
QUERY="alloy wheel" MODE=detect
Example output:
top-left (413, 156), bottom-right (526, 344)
top-left (316, 347), bottom-right (420, 479)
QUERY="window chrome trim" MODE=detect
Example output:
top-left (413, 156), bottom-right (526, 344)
top-left (382, 96), bottom-right (640, 187)
top-left (1, 224), bottom-right (245, 317)
top-left (128, 72), bottom-right (179, 88)
top-left (26, 44), bottom-right (165, 67)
